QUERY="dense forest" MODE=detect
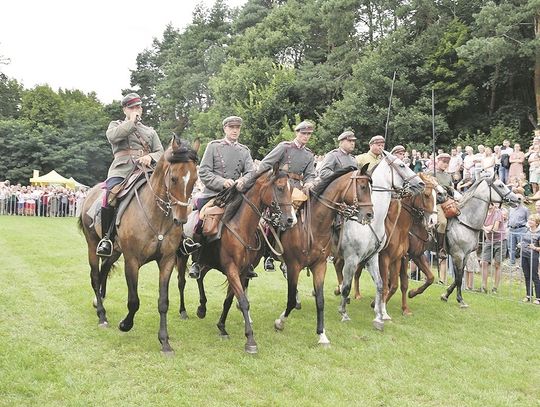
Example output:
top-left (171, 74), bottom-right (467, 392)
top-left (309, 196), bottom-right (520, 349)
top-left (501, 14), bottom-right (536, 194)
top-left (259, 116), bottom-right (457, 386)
top-left (1, 0), bottom-right (539, 185)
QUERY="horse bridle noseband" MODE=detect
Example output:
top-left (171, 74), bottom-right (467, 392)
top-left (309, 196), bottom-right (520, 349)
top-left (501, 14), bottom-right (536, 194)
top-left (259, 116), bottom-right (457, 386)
top-left (371, 155), bottom-right (418, 198)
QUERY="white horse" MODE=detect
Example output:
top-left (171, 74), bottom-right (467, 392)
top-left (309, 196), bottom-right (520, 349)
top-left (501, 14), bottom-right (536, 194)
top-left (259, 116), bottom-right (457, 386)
top-left (336, 152), bottom-right (425, 329)
top-left (441, 175), bottom-right (520, 307)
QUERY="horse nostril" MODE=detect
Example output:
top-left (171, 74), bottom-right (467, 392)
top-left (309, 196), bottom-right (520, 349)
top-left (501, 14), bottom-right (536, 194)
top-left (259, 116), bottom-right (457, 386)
top-left (287, 217), bottom-right (294, 224)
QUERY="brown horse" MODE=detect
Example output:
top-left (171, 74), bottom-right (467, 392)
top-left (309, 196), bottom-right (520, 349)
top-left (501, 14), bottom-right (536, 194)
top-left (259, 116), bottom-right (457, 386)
top-left (177, 163), bottom-right (295, 354)
top-left (78, 136), bottom-right (199, 353)
top-left (333, 173), bottom-right (444, 317)
top-left (273, 166), bottom-right (373, 346)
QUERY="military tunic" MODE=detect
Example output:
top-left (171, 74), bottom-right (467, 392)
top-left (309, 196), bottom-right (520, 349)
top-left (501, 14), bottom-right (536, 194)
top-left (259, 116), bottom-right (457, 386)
top-left (106, 120), bottom-right (164, 179)
top-left (199, 138), bottom-right (254, 198)
top-left (256, 140), bottom-right (316, 189)
top-left (356, 151), bottom-right (382, 172)
top-left (435, 169), bottom-right (454, 233)
top-left (318, 148), bottom-right (358, 180)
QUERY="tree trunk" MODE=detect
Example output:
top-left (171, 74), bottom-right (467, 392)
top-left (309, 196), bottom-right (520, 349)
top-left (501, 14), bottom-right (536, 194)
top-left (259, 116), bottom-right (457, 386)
top-left (489, 64), bottom-right (499, 116)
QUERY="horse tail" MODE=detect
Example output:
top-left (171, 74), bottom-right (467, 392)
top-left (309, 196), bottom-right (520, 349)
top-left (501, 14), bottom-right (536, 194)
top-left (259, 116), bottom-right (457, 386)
top-left (77, 215), bottom-right (84, 232)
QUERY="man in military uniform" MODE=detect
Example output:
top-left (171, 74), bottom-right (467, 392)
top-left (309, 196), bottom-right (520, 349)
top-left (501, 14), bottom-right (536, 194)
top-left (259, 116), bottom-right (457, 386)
top-left (189, 115), bottom-right (255, 279)
top-left (434, 153), bottom-right (454, 281)
top-left (240, 120), bottom-right (317, 271)
top-left (96, 93), bottom-right (164, 257)
top-left (390, 145), bottom-right (406, 160)
top-left (356, 135), bottom-right (385, 171)
top-left (318, 130), bottom-right (358, 180)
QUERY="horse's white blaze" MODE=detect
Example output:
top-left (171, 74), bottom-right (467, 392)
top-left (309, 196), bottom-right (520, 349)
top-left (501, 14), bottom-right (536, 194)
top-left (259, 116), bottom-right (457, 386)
top-left (429, 189), bottom-right (438, 226)
top-left (182, 171), bottom-right (190, 198)
top-left (288, 182), bottom-right (298, 225)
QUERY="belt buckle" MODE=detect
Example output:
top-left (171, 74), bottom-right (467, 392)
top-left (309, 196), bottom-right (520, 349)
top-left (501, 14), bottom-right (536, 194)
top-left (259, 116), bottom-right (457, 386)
top-left (138, 149), bottom-right (144, 157)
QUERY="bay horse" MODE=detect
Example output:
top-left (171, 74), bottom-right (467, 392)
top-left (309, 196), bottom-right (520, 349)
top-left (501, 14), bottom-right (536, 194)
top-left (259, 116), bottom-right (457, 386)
top-left (177, 163), bottom-right (295, 354)
top-left (334, 152), bottom-right (424, 328)
top-left (273, 166), bottom-right (374, 346)
top-left (78, 136), bottom-right (199, 353)
top-left (441, 174), bottom-right (519, 307)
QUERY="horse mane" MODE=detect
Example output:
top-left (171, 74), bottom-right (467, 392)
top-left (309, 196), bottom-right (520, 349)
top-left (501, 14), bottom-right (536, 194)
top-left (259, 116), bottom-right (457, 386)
top-left (458, 176), bottom-right (487, 207)
top-left (312, 166), bottom-right (357, 195)
top-left (165, 138), bottom-right (199, 164)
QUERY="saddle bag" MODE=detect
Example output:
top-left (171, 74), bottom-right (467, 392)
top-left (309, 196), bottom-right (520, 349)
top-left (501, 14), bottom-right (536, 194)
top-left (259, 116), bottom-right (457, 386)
top-left (202, 206), bottom-right (225, 237)
top-left (440, 198), bottom-right (460, 218)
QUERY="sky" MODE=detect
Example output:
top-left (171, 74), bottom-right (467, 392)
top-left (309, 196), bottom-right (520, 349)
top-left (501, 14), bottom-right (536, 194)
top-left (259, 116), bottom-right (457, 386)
top-left (0, 0), bottom-right (247, 104)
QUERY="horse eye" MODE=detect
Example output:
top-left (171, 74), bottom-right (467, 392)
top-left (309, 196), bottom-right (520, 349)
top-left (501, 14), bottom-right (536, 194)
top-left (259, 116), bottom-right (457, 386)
top-left (171, 176), bottom-right (178, 184)
top-left (400, 164), bottom-right (405, 168)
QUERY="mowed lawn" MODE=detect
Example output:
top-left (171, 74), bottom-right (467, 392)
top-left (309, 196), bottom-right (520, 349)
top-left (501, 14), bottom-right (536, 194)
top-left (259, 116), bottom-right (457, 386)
top-left (0, 216), bottom-right (539, 407)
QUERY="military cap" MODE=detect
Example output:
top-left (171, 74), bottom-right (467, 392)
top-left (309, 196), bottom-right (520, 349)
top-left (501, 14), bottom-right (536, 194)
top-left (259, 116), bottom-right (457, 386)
top-left (391, 145), bottom-right (406, 154)
top-left (369, 135), bottom-right (385, 145)
top-left (338, 130), bottom-right (356, 141)
top-left (294, 120), bottom-right (315, 132)
top-left (436, 153), bottom-right (451, 160)
top-left (122, 93), bottom-right (142, 108)
top-left (222, 116), bottom-right (243, 126)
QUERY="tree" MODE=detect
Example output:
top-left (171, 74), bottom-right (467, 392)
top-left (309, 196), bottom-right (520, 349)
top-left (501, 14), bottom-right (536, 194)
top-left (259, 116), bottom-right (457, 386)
top-left (20, 85), bottom-right (65, 128)
top-left (0, 74), bottom-right (22, 119)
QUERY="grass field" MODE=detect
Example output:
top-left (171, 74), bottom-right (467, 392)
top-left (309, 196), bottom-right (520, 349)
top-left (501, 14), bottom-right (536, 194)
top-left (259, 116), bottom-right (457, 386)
top-left (0, 216), bottom-right (539, 406)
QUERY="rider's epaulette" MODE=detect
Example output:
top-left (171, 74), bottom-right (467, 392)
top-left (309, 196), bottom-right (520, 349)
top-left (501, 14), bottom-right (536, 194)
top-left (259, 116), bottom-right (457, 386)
top-left (237, 142), bottom-right (250, 151)
top-left (208, 139), bottom-right (222, 145)
top-left (305, 146), bottom-right (313, 154)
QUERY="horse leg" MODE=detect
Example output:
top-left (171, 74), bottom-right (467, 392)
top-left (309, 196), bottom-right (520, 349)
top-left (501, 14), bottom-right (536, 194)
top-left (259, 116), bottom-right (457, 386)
top-left (398, 257), bottom-right (412, 315)
top-left (176, 254), bottom-right (189, 320)
top-left (157, 256), bottom-right (176, 354)
top-left (274, 264), bottom-right (301, 332)
top-left (216, 285), bottom-right (234, 338)
top-left (378, 255), bottom-right (392, 321)
top-left (453, 257), bottom-right (468, 308)
top-left (385, 257), bottom-right (401, 314)
top-left (119, 258), bottom-right (141, 332)
top-left (408, 254), bottom-right (434, 298)
top-left (89, 248), bottom-right (108, 327)
top-left (333, 257), bottom-right (344, 296)
top-left (312, 262), bottom-right (330, 346)
top-left (338, 257), bottom-right (359, 322)
top-left (366, 256), bottom-right (385, 331)
top-left (353, 265), bottom-right (363, 300)
top-left (196, 268), bottom-right (208, 319)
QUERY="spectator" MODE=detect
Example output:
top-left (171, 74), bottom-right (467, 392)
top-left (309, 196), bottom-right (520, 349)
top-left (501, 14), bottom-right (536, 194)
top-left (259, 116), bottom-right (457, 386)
top-left (519, 214), bottom-right (540, 304)
top-left (509, 143), bottom-right (525, 182)
top-left (498, 139), bottom-right (513, 184)
top-left (482, 146), bottom-right (496, 176)
top-left (448, 147), bottom-right (463, 185)
top-left (463, 146), bottom-right (475, 180)
top-left (507, 195), bottom-right (529, 266)
top-left (480, 202), bottom-right (506, 294)
top-left (527, 143), bottom-right (540, 198)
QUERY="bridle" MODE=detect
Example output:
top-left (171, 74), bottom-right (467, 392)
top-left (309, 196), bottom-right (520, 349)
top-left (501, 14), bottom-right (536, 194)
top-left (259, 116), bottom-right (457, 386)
top-left (311, 170), bottom-right (373, 221)
top-left (371, 154), bottom-right (419, 198)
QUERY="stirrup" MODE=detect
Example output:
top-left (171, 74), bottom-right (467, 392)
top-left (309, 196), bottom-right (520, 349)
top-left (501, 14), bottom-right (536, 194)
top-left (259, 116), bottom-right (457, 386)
top-left (189, 262), bottom-right (201, 279)
top-left (264, 258), bottom-right (275, 272)
top-left (177, 237), bottom-right (201, 256)
top-left (96, 238), bottom-right (113, 257)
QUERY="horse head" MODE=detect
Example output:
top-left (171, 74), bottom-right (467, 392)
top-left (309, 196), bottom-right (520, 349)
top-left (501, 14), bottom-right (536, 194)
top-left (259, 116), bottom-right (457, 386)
top-left (416, 172), bottom-right (445, 226)
top-left (488, 176), bottom-right (520, 208)
top-left (257, 162), bottom-right (296, 230)
top-left (379, 151), bottom-right (425, 195)
top-left (162, 135), bottom-right (199, 225)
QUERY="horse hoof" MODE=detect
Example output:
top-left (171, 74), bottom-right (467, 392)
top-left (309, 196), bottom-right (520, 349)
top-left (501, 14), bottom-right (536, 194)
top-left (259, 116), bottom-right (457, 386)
top-left (373, 320), bottom-right (384, 331)
top-left (334, 287), bottom-right (341, 296)
top-left (440, 294), bottom-right (448, 302)
top-left (161, 347), bottom-right (175, 356)
top-left (118, 320), bottom-right (132, 332)
top-left (295, 302), bottom-right (302, 310)
top-left (408, 291), bottom-right (416, 299)
top-left (319, 341), bottom-right (331, 348)
top-left (219, 333), bottom-right (230, 340)
top-left (354, 294), bottom-right (362, 300)
top-left (179, 311), bottom-right (189, 320)
top-left (402, 309), bottom-right (413, 316)
top-left (382, 314), bottom-right (392, 321)
top-left (274, 319), bottom-right (284, 331)
top-left (196, 307), bottom-right (206, 319)
top-left (459, 302), bottom-right (469, 309)
top-left (341, 314), bottom-right (351, 322)
top-left (98, 321), bottom-right (109, 328)
top-left (245, 343), bottom-right (258, 354)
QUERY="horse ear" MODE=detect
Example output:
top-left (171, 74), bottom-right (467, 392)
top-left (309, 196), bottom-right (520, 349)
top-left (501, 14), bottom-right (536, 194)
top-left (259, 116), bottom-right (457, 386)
top-left (272, 162), bottom-right (280, 176)
top-left (360, 163), bottom-right (369, 175)
top-left (170, 133), bottom-right (180, 149)
top-left (192, 137), bottom-right (201, 154)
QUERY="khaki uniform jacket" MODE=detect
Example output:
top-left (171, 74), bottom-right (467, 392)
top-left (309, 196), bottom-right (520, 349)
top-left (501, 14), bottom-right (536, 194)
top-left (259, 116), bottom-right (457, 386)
top-left (318, 148), bottom-right (357, 180)
top-left (106, 120), bottom-right (164, 179)
top-left (255, 141), bottom-right (315, 189)
top-left (199, 138), bottom-right (254, 197)
top-left (356, 151), bottom-right (382, 172)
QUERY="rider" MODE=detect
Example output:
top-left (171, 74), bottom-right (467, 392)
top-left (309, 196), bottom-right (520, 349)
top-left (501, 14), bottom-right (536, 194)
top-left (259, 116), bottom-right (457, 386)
top-left (357, 135), bottom-right (385, 172)
top-left (318, 130), bottom-right (358, 180)
top-left (189, 115), bottom-right (255, 279)
top-left (390, 145), bottom-right (406, 161)
top-left (434, 153), bottom-right (454, 264)
top-left (96, 93), bottom-right (164, 257)
top-left (240, 120), bottom-right (317, 272)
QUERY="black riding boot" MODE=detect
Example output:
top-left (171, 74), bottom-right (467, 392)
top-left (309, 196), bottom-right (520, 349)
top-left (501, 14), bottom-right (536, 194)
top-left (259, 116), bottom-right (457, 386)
top-left (436, 232), bottom-right (447, 260)
top-left (246, 264), bottom-right (258, 279)
top-left (96, 206), bottom-right (116, 257)
top-left (188, 229), bottom-right (203, 279)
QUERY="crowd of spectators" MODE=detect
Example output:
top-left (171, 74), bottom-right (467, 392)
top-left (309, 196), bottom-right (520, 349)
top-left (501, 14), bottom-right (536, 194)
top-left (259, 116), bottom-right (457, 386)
top-left (0, 180), bottom-right (88, 217)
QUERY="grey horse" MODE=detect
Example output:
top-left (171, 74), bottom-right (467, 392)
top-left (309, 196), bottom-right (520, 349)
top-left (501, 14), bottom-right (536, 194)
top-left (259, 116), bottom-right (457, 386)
top-left (441, 174), bottom-right (520, 307)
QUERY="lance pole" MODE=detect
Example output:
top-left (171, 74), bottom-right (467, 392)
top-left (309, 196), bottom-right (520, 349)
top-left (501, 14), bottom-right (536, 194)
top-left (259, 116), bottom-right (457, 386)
top-left (385, 71), bottom-right (397, 144)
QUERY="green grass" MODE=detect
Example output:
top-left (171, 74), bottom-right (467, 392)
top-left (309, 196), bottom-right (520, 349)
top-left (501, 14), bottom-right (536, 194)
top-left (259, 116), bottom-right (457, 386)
top-left (0, 216), bottom-right (539, 406)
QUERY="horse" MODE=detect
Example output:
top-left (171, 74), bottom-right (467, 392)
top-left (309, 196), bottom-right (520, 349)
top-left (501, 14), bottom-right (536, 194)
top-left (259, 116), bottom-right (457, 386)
top-left (177, 163), bottom-right (295, 354)
top-left (333, 152), bottom-right (425, 328)
top-left (272, 166), bottom-right (374, 346)
top-left (78, 136), bottom-right (199, 354)
top-left (379, 172), bottom-right (446, 317)
top-left (441, 174), bottom-right (520, 307)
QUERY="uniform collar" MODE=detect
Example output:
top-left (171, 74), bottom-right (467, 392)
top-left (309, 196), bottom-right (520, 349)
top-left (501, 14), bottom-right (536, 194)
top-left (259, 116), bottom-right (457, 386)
top-left (293, 139), bottom-right (305, 149)
top-left (223, 137), bottom-right (238, 146)
top-left (339, 148), bottom-right (350, 155)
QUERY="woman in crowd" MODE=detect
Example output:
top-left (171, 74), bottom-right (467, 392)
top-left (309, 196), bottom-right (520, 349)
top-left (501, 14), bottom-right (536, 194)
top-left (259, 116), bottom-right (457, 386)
top-left (519, 213), bottom-right (540, 304)
top-left (509, 143), bottom-right (525, 183)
